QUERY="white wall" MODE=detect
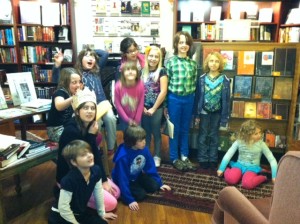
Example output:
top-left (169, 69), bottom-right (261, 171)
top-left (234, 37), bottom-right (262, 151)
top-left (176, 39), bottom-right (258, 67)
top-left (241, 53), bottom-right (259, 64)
top-left (73, 0), bottom-right (174, 54)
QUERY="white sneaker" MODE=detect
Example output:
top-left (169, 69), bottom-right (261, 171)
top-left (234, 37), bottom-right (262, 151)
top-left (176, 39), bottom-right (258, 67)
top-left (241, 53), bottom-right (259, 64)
top-left (153, 156), bottom-right (161, 167)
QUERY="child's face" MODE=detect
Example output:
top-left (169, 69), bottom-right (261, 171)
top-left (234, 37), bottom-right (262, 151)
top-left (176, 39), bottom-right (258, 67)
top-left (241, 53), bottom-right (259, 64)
top-left (177, 35), bottom-right (190, 56)
top-left (82, 52), bottom-right (96, 70)
top-left (78, 102), bottom-right (96, 124)
top-left (124, 67), bottom-right (138, 82)
top-left (126, 44), bottom-right (138, 61)
top-left (208, 55), bottom-right (220, 72)
top-left (147, 49), bottom-right (160, 70)
top-left (73, 150), bottom-right (94, 168)
top-left (69, 73), bottom-right (82, 95)
top-left (251, 128), bottom-right (262, 142)
top-left (134, 139), bottom-right (146, 150)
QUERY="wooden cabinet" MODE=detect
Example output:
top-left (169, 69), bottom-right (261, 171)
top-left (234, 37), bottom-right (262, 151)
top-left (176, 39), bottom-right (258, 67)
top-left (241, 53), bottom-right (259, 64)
top-left (175, 0), bottom-right (299, 42)
top-left (200, 42), bottom-right (300, 152)
top-left (1, 0), bottom-right (77, 88)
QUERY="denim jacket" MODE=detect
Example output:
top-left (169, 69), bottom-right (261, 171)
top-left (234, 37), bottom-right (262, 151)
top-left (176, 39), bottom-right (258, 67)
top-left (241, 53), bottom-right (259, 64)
top-left (194, 73), bottom-right (231, 127)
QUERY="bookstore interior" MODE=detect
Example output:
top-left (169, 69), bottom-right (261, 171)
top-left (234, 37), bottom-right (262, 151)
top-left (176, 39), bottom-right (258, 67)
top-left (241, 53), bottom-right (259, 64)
top-left (0, 0), bottom-right (300, 168)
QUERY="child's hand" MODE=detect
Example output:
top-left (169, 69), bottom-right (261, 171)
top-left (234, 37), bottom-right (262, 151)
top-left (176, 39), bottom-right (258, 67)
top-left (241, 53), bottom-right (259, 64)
top-left (103, 212), bottom-right (117, 221)
top-left (102, 181), bottom-right (113, 194)
top-left (217, 170), bottom-right (223, 177)
top-left (147, 107), bottom-right (156, 116)
top-left (129, 201), bottom-right (139, 211)
top-left (160, 184), bottom-right (171, 191)
top-left (88, 121), bottom-right (99, 135)
top-left (272, 178), bottom-right (276, 184)
top-left (53, 50), bottom-right (63, 67)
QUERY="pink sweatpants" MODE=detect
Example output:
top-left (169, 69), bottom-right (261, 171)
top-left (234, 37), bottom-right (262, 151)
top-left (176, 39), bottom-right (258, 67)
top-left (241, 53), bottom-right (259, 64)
top-left (224, 167), bottom-right (267, 190)
top-left (87, 178), bottom-right (121, 212)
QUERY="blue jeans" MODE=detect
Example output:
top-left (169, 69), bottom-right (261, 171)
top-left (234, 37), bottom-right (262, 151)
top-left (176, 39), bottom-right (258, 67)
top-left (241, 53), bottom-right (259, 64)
top-left (197, 112), bottom-right (221, 163)
top-left (142, 107), bottom-right (164, 157)
top-left (167, 92), bottom-right (194, 162)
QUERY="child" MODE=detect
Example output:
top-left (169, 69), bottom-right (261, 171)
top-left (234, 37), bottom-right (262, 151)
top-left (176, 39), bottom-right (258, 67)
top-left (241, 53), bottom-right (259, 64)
top-left (112, 125), bottom-right (171, 211)
top-left (48, 140), bottom-right (117, 224)
top-left (141, 45), bottom-right (168, 167)
top-left (119, 37), bottom-right (145, 77)
top-left (217, 120), bottom-right (278, 190)
top-left (53, 47), bottom-right (117, 155)
top-left (114, 62), bottom-right (145, 131)
top-left (47, 67), bottom-right (82, 142)
top-left (165, 31), bottom-right (198, 171)
top-left (56, 88), bottom-right (120, 212)
top-left (194, 51), bottom-right (231, 170)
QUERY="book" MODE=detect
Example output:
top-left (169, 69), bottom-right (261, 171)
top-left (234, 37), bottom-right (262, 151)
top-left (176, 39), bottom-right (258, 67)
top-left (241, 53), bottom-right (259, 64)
top-left (275, 135), bottom-right (286, 149)
top-left (231, 100), bottom-right (245, 118)
top-left (273, 77), bottom-right (293, 100)
top-left (25, 147), bottom-right (50, 158)
top-left (58, 27), bottom-right (69, 43)
top-left (210, 6), bottom-right (222, 22)
top-left (63, 49), bottom-right (73, 62)
top-left (132, 0), bottom-right (141, 15)
top-left (0, 144), bottom-right (20, 160)
top-left (0, 134), bottom-right (16, 151)
top-left (254, 76), bottom-right (274, 99)
top-left (237, 51), bottom-right (255, 75)
top-left (17, 141), bottom-right (31, 158)
top-left (285, 8), bottom-right (300, 24)
top-left (0, 108), bottom-right (31, 119)
top-left (256, 102), bottom-right (272, 119)
top-left (258, 8), bottom-right (273, 23)
top-left (273, 48), bottom-right (296, 76)
top-left (150, 1), bottom-right (159, 16)
top-left (95, 0), bottom-right (107, 15)
top-left (265, 133), bottom-right (275, 147)
top-left (0, 0), bottom-right (13, 24)
top-left (0, 85), bottom-right (8, 109)
top-left (19, 1), bottom-right (41, 24)
top-left (182, 25), bottom-right (192, 35)
top-left (41, 2), bottom-right (60, 26)
top-left (0, 153), bottom-right (18, 168)
top-left (255, 51), bottom-right (273, 76)
top-left (244, 102), bottom-right (257, 118)
top-left (221, 51), bottom-right (235, 70)
top-left (141, 1), bottom-right (150, 15)
top-left (96, 100), bottom-right (112, 120)
top-left (121, 0), bottom-right (132, 14)
top-left (233, 76), bottom-right (252, 99)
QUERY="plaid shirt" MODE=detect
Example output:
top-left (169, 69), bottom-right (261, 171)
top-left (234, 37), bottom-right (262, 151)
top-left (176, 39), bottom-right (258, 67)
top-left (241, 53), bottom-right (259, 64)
top-left (166, 55), bottom-right (197, 96)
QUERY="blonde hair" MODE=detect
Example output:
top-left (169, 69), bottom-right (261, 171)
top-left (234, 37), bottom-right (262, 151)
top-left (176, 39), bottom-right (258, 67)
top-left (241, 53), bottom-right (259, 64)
top-left (142, 46), bottom-right (162, 82)
top-left (237, 120), bottom-right (262, 144)
top-left (203, 51), bottom-right (225, 73)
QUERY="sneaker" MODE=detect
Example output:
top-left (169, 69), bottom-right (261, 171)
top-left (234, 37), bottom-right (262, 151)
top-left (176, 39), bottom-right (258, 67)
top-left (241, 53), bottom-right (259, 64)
top-left (199, 161), bottom-right (209, 169)
top-left (183, 158), bottom-right (197, 171)
top-left (173, 159), bottom-right (187, 171)
top-left (153, 156), bottom-right (161, 167)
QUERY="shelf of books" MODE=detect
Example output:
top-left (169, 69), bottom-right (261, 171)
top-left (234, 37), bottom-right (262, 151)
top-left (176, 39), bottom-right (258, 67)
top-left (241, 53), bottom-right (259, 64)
top-left (91, 0), bottom-right (160, 53)
top-left (201, 42), bottom-right (300, 153)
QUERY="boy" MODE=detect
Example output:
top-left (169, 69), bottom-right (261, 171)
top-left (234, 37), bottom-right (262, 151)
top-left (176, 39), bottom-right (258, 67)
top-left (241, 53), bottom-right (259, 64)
top-left (48, 140), bottom-right (117, 224)
top-left (112, 125), bottom-right (171, 211)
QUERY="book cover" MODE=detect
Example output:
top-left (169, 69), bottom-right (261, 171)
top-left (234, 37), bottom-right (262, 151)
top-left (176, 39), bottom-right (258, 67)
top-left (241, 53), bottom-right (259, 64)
top-left (275, 135), bottom-right (286, 149)
top-left (182, 25), bottom-right (192, 35)
top-left (273, 77), bottom-right (293, 100)
top-left (265, 133), bottom-right (275, 147)
top-left (58, 27), bottom-right (69, 43)
top-left (141, 1), bottom-right (150, 15)
top-left (95, 0), bottom-right (107, 15)
top-left (132, 0), bottom-right (141, 15)
top-left (244, 102), bottom-right (257, 118)
top-left (0, 153), bottom-right (18, 168)
top-left (256, 102), bottom-right (272, 119)
top-left (237, 51), bottom-right (255, 75)
top-left (0, 85), bottom-right (8, 109)
top-left (150, 1), bottom-right (159, 16)
top-left (0, 108), bottom-right (31, 119)
top-left (254, 76), bottom-right (274, 99)
top-left (0, 0), bottom-right (13, 24)
top-left (0, 143), bottom-right (20, 160)
top-left (21, 98), bottom-right (51, 109)
top-left (121, 0), bottom-right (132, 14)
top-left (19, 1), bottom-right (41, 24)
top-left (210, 6), bottom-right (222, 22)
top-left (258, 8), bottom-right (273, 23)
top-left (233, 76), bottom-right (252, 99)
top-left (63, 49), bottom-right (73, 62)
top-left (255, 51), bottom-right (273, 76)
top-left (221, 51), bottom-right (235, 70)
top-left (231, 100), bottom-right (245, 118)
top-left (273, 48), bottom-right (296, 76)
top-left (41, 2), bottom-right (60, 26)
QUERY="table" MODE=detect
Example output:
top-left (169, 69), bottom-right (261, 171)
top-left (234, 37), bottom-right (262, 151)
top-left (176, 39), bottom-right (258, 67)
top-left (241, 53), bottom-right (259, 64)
top-left (0, 149), bottom-right (57, 223)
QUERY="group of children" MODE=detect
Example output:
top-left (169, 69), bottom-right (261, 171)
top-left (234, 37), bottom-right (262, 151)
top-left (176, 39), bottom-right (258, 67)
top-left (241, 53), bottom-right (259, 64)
top-left (46, 32), bottom-right (278, 223)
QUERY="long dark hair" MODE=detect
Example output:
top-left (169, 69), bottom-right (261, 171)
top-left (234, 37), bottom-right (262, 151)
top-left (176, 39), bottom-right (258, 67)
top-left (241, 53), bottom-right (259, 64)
top-left (75, 48), bottom-right (100, 74)
top-left (74, 102), bottom-right (97, 136)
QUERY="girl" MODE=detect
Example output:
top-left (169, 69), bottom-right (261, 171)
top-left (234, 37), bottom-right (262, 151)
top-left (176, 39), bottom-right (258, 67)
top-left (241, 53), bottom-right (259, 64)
top-left (141, 46), bottom-right (168, 167)
top-left (119, 37), bottom-right (145, 76)
top-left (114, 62), bottom-right (145, 131)
top-left (47, 67), bottom-right (82, 142)
top-left (48, 140), bottom-right (117, 224)
top-left (165, 31), bottom-right (197, 172)
top-left (56, 88), bottom-right (120, 212)
top-left (112, 125), bottom-right (171, 211)
top-left (53, 48), bottom-right (117, 155)
top-left (194, 51), bottom-right (231, 170)
top-left (217, 120), bottom-right (278, 190)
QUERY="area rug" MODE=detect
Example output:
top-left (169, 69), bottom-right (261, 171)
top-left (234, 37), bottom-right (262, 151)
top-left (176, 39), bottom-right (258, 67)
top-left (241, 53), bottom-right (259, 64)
top-left (144, 163), bottom-right (273, 213)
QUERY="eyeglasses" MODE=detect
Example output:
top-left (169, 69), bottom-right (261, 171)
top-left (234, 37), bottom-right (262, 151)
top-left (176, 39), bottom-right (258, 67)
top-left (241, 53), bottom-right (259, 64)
top-left (126, 49), bottom-right (138, 54)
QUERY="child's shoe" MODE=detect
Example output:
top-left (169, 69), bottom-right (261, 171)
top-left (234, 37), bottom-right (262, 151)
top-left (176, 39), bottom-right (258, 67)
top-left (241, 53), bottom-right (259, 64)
top-left (153, 156), bottom-right (161, 167)
top-left (173, 159), bottom-right (187, 171)
top-left (183, 158), bottom-right (197, 171)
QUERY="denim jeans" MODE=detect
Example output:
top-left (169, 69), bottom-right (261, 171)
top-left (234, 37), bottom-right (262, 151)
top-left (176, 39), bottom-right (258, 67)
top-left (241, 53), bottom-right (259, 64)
top-left (197, 112), bottom-right (221, 163)
top-left (167, 92), bottom-right (194, 162)
top-left (142, 107), bottom-right (164, 157)
top-left (98, 109), bottom-right (117, 150)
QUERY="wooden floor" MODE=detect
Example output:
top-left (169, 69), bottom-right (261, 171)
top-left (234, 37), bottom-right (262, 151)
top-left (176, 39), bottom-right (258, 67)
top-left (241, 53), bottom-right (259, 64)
top-left (3, 130), bottom-right (212, 224)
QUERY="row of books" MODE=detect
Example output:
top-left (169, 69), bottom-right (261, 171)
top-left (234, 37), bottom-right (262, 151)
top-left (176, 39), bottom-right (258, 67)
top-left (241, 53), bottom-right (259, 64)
top-left (34, 87), bottom-right (56, 100)
top-left (0, 28), bottom-right (15, 45)
top-left (18, 26), bottom-right (55, 42)
top-left (231, 101), bottom-right (289, 120)
top-left (0, 47), bottom-right (17, 63)
top-left (0, 134), bottom-right (51, 168)
top-left (279, 27), bottom-right (300, 43)
top-left (22, 65), bottom-right (54, 83)
top-left (233, 76), bottom-right (293, 100)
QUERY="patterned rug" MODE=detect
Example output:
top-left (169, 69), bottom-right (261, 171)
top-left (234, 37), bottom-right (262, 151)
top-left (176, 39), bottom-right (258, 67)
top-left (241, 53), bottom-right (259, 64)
top-left (144, 163), bottom-right (273, 213)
